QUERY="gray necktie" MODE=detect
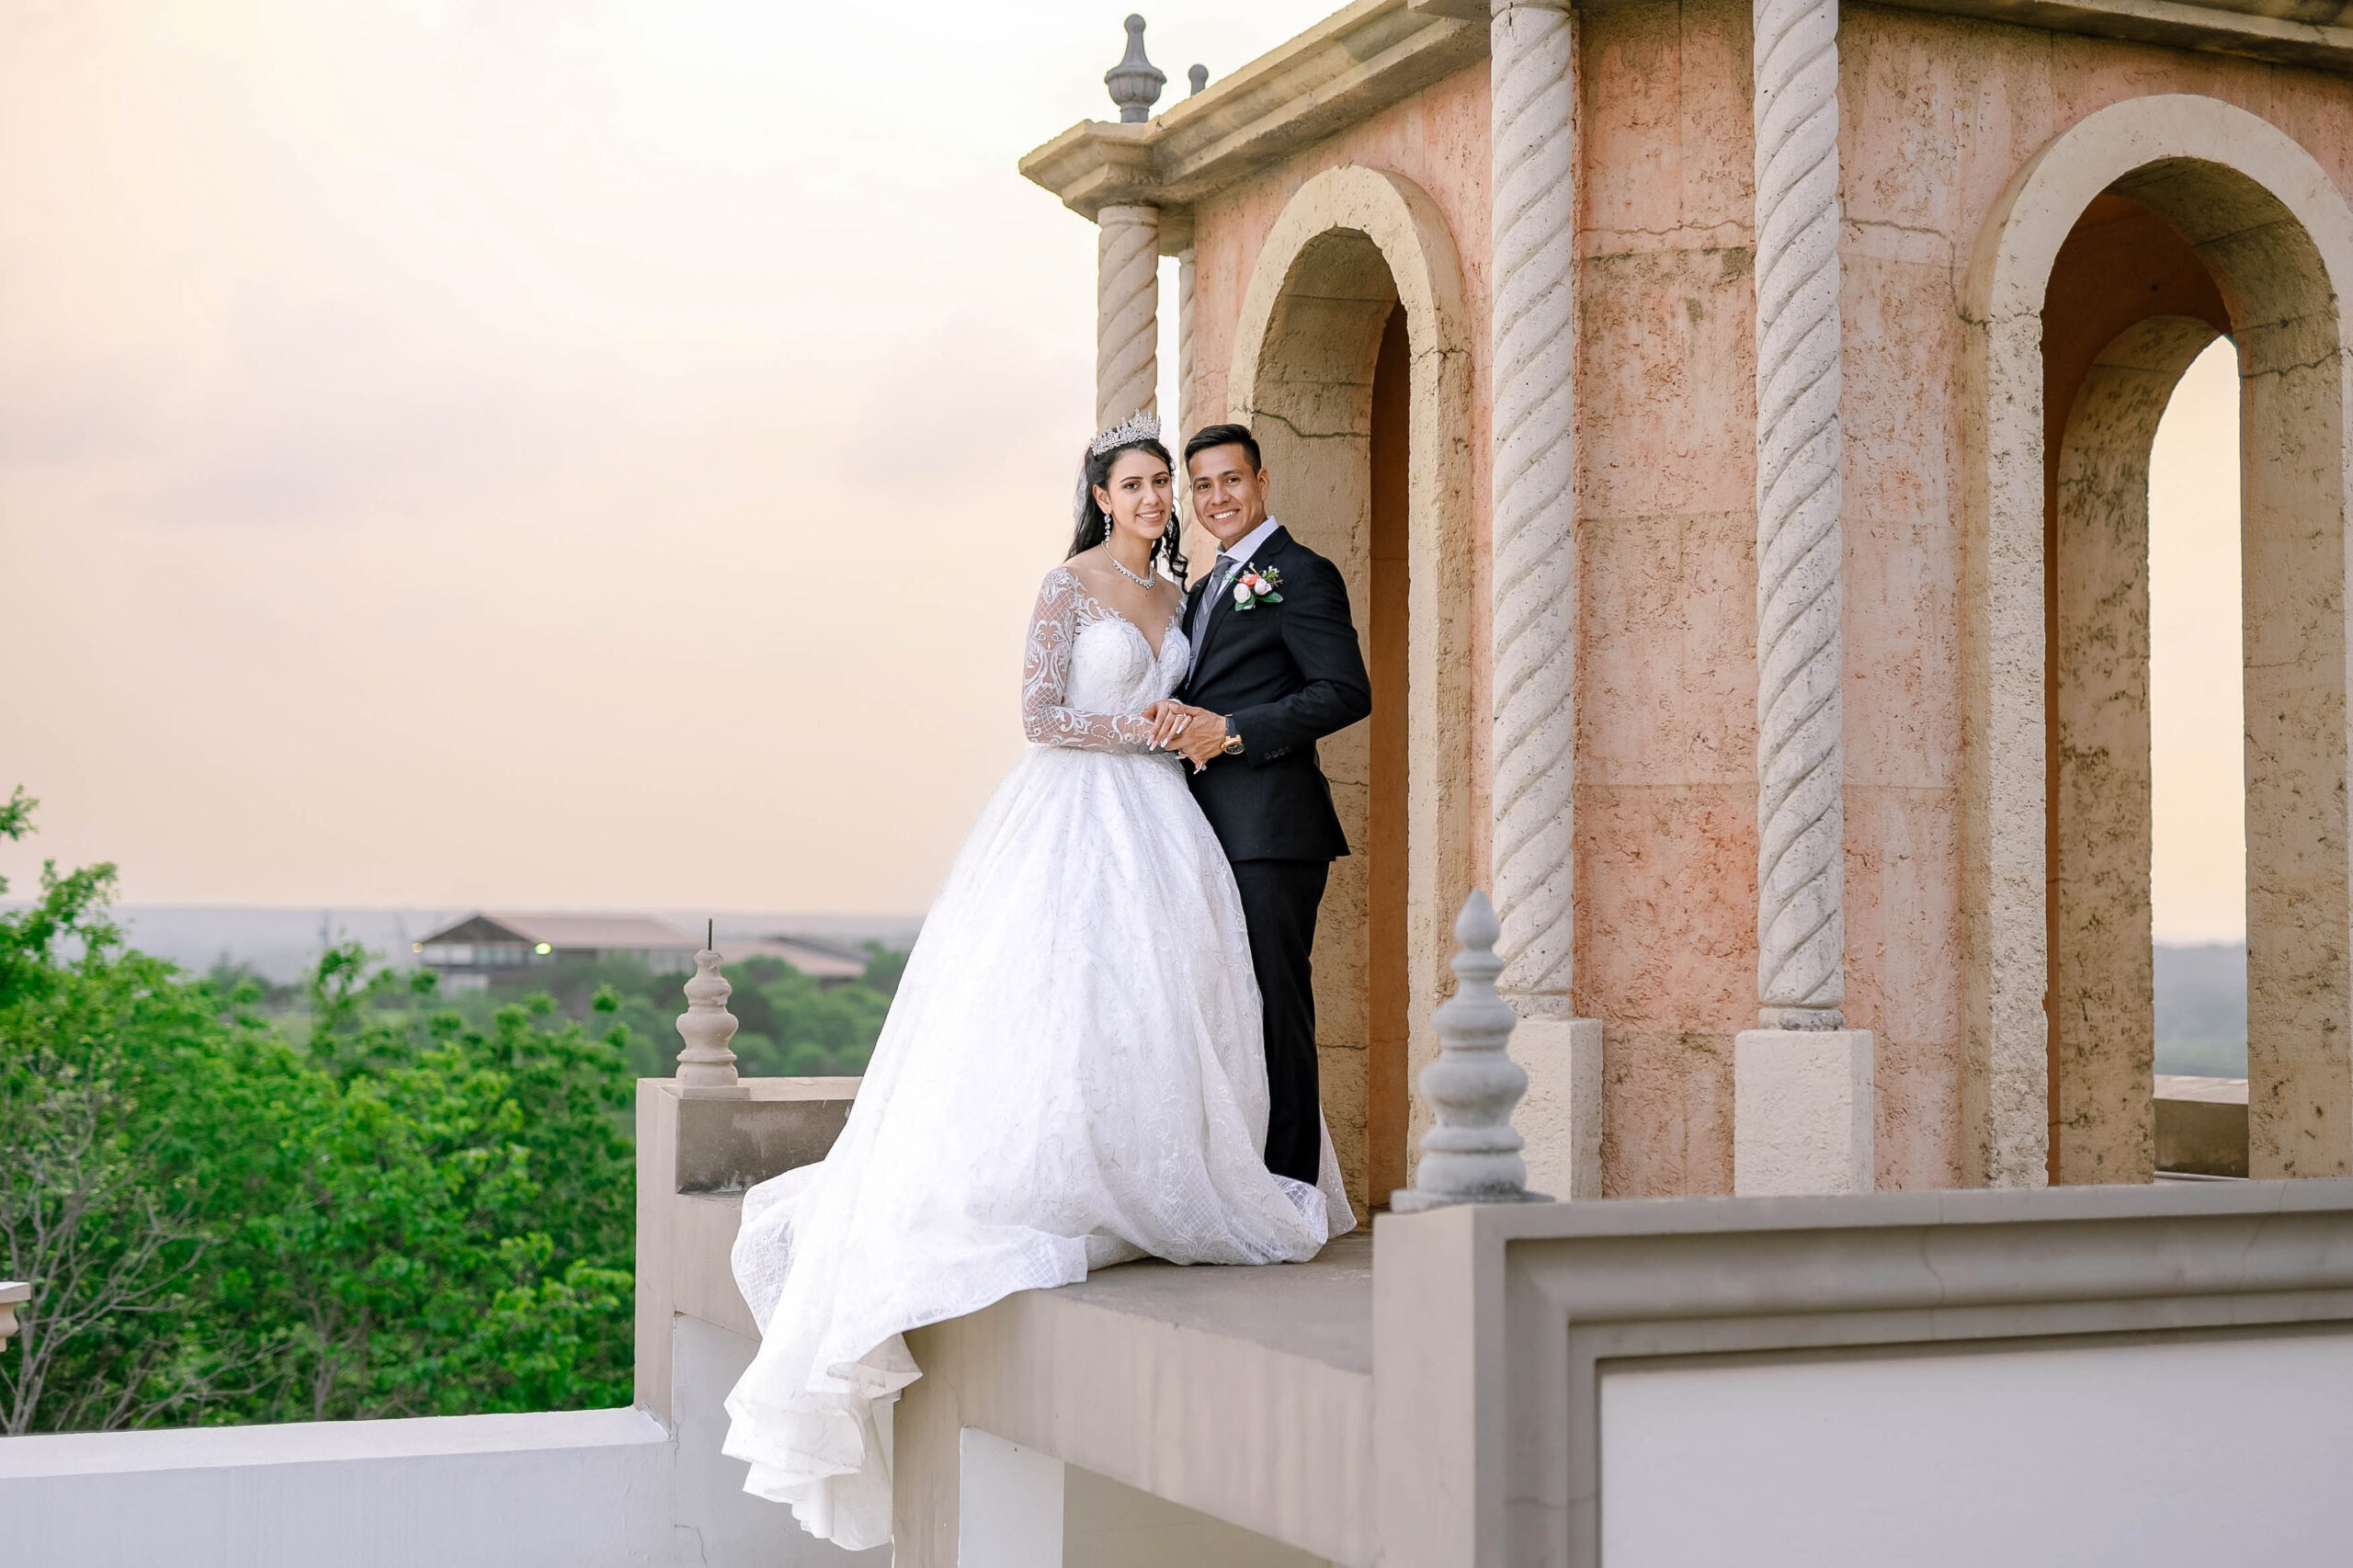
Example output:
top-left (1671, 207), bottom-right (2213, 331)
top-left (1189, 555), bottom-right (1243, 676)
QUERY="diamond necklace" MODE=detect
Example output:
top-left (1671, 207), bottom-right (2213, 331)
top-left (1106, 549), bottom-right (1155, 589)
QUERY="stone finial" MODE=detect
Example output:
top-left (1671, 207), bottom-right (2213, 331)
top-left (1105, 15), bottom-right (1165, 123)
top-left (1188, 63), bottom-right (1208, 96)
top-left (1392, 891), bottom-right (1551, 1210)
top-left (676, 946), bottom-right (748, 1099)
top-left (0, 1281), bottom-right (28, 1353)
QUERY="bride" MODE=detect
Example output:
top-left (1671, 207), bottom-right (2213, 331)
top-left (721, 414), bottom-right (1354, 1548)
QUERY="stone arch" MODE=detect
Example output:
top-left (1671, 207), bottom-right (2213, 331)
top-left (1225, 165), bottom-right (1475, 1209)
top-left (1963, 94), bottom-right (2353, 1185)
top-left (2050, 312), bottom-right (2224, 1184)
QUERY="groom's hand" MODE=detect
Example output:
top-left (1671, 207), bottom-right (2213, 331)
top-left (1170, 709), bottom-right (1230, 770)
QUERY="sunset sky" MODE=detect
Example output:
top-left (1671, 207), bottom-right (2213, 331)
top-left (0, 1), bottom-right (2248, 940)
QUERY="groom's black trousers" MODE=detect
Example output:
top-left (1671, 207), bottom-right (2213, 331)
top-left (1230, 858), bottom-right (1330, 1185)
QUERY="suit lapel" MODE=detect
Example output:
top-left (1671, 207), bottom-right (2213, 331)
top-left (1190, 527), bottom-right (1290, 689)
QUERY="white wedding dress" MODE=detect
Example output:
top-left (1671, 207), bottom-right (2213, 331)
top-left (722, 563), bottom-right (1354, 1549)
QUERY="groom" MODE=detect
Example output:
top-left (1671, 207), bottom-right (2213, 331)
top-left (1146, 423), bottom-right (1372, 1185)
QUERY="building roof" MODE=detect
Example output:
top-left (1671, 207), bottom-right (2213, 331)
top-left (417, 912), bottom-right (701, 950)
top-left (414, 913), bottom-right (872, 980)
top-left (715, 937), bottom-right (868, 982)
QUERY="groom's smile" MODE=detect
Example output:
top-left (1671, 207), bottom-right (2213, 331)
top-left (1187, 441), bottom-right (1273, 551)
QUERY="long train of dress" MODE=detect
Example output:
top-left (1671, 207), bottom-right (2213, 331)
top-left (722, 566), bottom-right (1352, 1549)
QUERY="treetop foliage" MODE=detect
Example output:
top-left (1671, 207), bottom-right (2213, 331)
top-left (0, 792), bottom-right (636, 1430)
top-left (0, 789), bottom-right (904, 1434)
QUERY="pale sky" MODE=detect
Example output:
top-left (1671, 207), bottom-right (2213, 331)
top-left (2148, 338), bottom-right (2245, 944)
top-left (0, 2), bottom-right (2250, 937)
top-left (0, 0), bottom-right (1336, 913)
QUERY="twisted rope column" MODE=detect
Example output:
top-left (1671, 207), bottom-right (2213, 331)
top-left (1489, 0), bottom-right (1580, 1014)
top-left (1176, 247), bottom-right (1197, 438)
top-left (1487, 0), bottom-right (1602, 1199)
top-left (1751, 0), bottom-right (1845, 1029)
top-left (1097, 204), bottom-right (1161, 429)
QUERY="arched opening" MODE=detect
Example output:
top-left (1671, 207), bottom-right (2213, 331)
top-left (2147, 340), bottom-right (2250, 1092)
top-left (1238, 227), bottom-right (1404, 1210)
top-left (1367, 305), bottom-right (1413, 1204)
top-left (1968, 97), bottom-right (2353, 1185)
top-left (2041, 194), bottom-right (2230, 1184)
top-left (1224, 165), bottom-right (1476, 1211)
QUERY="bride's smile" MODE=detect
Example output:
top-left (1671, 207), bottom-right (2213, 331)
top-left (1098, 449), bottom-right (1173, 538)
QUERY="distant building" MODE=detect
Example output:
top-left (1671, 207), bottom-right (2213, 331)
top-left (412, 912), bottom-right (867, 993)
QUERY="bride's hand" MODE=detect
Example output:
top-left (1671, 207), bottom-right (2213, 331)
top-left (1142, 699), bottom-right (1193, 751)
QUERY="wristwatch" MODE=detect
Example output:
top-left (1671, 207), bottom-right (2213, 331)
top-left (1220, 722), bottom-right (1245, 757)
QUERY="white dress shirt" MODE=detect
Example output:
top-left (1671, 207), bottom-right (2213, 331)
top-left (1188, 515), bottom-right (1285, 676)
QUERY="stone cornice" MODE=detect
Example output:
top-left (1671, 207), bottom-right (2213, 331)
top-left (1863, 0), bottom-right (2353, 72)
top-left (1019, 0), bottom-right (2353, 230)
top-left (1017, 0), bottom-right (1485, 225)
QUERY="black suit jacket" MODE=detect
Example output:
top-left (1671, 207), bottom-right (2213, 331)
top-left (1177, 527), bottom-right (1372, 862)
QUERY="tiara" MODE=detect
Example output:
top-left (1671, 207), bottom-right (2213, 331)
top-left (1088, 410), bottom-right (1161, 456)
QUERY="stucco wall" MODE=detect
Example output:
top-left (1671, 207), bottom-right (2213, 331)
top-left (1843, 4), bottom-right (2353, 1193)
top-left (1189, 62), bottom-right (1495, 867)
top-left (1184, 0), bottom-right (2353, 1199)
top-left (1574, 0), bottom-right (1763, 1197)
top-left (1589, 1), bottom-right (2353, 1196)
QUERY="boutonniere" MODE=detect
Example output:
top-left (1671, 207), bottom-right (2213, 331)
top-left (1232, 564), bottom-right (1284, 610)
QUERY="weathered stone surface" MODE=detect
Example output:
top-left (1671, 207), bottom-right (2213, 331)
top-left (1734, 1028), bottom-right (1877, 1194)
top-left (1033, 0), bottom-right (2353, 1200)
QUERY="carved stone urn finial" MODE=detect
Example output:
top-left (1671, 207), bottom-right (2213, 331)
top-left (1105, 15), bottom-right (1165, 123)
top-left (1188, 63), bottom-right (1209, 97)
top-left (676, 941), bottom-right (748, 1099)
top-left (1392, 890), bottom-right (1550, 1210)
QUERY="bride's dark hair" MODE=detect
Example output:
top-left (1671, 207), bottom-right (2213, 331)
top-left (1069, 431), bottom-right (1188, 583)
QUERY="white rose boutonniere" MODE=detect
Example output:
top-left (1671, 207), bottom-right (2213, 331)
top-left (1232, 565), bottom-right (1284, 610)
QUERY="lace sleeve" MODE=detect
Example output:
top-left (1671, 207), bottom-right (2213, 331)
top-left (1021, 569), bottom-right (1158, 752)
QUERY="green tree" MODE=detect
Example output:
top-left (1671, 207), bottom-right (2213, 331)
top-left (444, 949), bottom-right (903, 1080)
top-left (0, 790), bottom-right (638, 1431)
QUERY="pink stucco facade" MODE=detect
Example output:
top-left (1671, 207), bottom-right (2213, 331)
top-left (1168, 0), bottom-right (2353, 1197)
top-left (1188, 63), bottom-right (1499, 885)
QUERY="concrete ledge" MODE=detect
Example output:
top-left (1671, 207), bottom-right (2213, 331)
top-left (896, 1234), bottom-right (1377, 1568)
top-left (0, 1408), bottom-right (669, 1567)
top-left (634, 1077), bottom-right (856, 1423)
top-left (1375, 1178), bottom-right (2353, 1568)
top-left (674, 1191), bottom-right (759, 1338)
top-left (0, 1406), bottom-right (663, 1479)
top-left (674, 1083), bottom-right (857, 1194)
top-left (2156, 1074), bottom-right (2250, 1176)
